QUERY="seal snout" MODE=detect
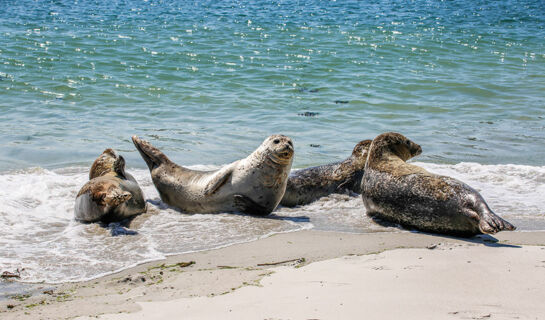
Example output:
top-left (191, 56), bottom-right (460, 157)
top-left (278, 139), bottom-right (294, 159)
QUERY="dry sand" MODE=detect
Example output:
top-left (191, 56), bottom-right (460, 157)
top-left (2, 230), bottom-right (544, 320)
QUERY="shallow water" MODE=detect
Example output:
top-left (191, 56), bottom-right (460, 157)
top-left (1, 0), bottom-right (544, 284)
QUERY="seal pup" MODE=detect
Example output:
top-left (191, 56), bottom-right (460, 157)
top-left (132, 135), bottom-right (294, 216)
top-left (281, 140), bottom-right (372, 207)
top-left (75, 149), bottom-right (146, 222)
top-left (361, 132), bottom-right (515, 236)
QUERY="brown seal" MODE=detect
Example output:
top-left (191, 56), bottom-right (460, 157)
top-left (75, 149), bottom-right (146, 222)
top-left (361, 132), bottom-right (516, 236)
top-left (132, 135), bottom-right (294, 216)
top-left (281, 140), bottom-right (372, 207)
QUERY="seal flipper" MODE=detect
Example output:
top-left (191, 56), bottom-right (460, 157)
top-left (233, 194), bottom-right (270, 216)
top-left (132, 136), bottom-right (171, 170)
top-left (103, 190), bottom-right (132, 207)
top-left (114, 155), bottom-right (127, 179)
top-left (203, 167), bottom-right (233, 196)
top-left (91, 185), bottom-right (132, 207)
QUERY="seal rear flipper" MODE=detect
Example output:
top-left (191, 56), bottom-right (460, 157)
top-left (203, 167), bottom-right (233, 196)
top-left (233, 194), bottom-right (270, 216)
top-left (478, 212), bottom-right (516, 234)
top-left (132, 136), bottom-right (171, 170)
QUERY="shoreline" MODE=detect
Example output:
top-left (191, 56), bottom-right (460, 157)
top-left (1, 229), bottom-right (544, 319)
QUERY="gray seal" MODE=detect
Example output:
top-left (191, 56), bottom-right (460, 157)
top-left (281, 140), bottom-right (372, 207)
top-left (361, 132), bottom-right (516, 236)
top-left (132, 135), bottom-right (294, 216)
top-left (75, 149), bottom-right (146, 223)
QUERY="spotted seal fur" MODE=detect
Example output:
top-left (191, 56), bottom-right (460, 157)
top-left (281, 140), bottom-right (372, 207)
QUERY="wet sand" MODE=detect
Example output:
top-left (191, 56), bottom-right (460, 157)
top-left (1, 230), bottom-right (544, 319)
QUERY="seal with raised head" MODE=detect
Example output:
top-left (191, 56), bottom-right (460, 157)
top-left (280, 140), bottom-right (372, 207)
top-left (361, 132), bottom-right (516, 236)
top-left (75, 149), bottom-right (146, 222)
top-left (132, 135), bottom-right (294, 216)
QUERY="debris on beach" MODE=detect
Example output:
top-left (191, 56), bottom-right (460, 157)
top-left (257, 257), bottom-right (305, 267)
top-left (1, 268), bottom-right (24, 279)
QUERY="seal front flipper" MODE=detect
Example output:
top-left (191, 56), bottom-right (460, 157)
top-left (113, 155), bottom-right (127, 179)
top-left (233, 194), bottom-right (270, 216)
top-left (132, 136), bottom-right (172, 170)
top-left (203, 167), bottom-right (233, 196)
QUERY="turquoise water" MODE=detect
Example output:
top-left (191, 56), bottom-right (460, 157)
top-left (1, 0), bottom-right (544, 169)
top-left (1, 0), bottom-right (545, 284)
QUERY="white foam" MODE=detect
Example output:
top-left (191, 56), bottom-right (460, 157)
top-left (0, 162), bottom-right (543, 283)
top-left (414, 162), bottom-right (545, 218)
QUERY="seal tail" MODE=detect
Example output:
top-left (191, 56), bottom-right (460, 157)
top-left (132, 136), bottom-right (171, 171)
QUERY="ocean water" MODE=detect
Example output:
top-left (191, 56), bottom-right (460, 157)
top-left (1, 0), bottom-right (544, 283)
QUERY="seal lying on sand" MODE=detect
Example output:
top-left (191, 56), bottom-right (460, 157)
top-left (75, 149), bottom-right (146, 223)
top-left (281, 140), bottom-right (372, 207)
top-left (132, 135), bottom-right (294, 216)
top-left (361, 132), bottom-right (515, 236)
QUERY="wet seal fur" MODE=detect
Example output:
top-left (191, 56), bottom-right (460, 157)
top-left (361, 132), bottom-right (515, 237)
top-left (281, 140), bottom-right (372, 207)
top-left (132, 135), bottom-right (294, 216)
top-left (75, 149), bottom-right (146, 222)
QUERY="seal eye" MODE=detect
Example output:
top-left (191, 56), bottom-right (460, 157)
top-left (288, 141), bottom-right (293, 147)
top-left (273, 139), bottom-right (280, 144)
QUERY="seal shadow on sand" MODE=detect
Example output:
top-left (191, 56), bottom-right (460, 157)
top-left (145, 198), bottom-right (310, 223)
top-left (76, 219), bottom-right (139, 237)
top-left (369, 216), bottom-right (521, 248)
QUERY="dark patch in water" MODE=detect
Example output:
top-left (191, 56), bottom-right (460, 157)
top-left (297, 87), bottom-right (320, 93)
top-left (298, 112), bottom-right (319, 117)
top-left (334, 100), bottom-right (349, 104)
top-left (309, 144), bottom-right (321, 148)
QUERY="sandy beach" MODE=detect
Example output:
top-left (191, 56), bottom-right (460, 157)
top-left (2, 230), bottom-right (544, 320)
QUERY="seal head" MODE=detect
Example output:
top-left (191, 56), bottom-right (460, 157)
top-left (361, 132), bottom-right (515, 236)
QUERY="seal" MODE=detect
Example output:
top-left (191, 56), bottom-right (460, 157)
top-left (280, 140), bottom-right (372, 207)
top-left (361, 132), bottom-right (516, 236)
top-left (74, 149), bottom-right (146, 223)
top-left (132, 135), bottom-right (294, 216)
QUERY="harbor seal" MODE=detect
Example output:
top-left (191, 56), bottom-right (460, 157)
top-left (75, 149), bottom-right (146, 223)
top-left (281, 140), bottom-right (372, 207)
top-left (361, 132), bottom-right (516, 236)
top-left (132, 135), bottom-right (294, 215)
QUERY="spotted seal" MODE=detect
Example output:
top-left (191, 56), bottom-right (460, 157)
top-left (361, 132), bottom-right (515, 236)
top-left (75, 149), bottom-right (146, 223)
top-left (280, 140), bottom-right (372, 207)
top-left (132, 135), bottom-right (294, 215)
